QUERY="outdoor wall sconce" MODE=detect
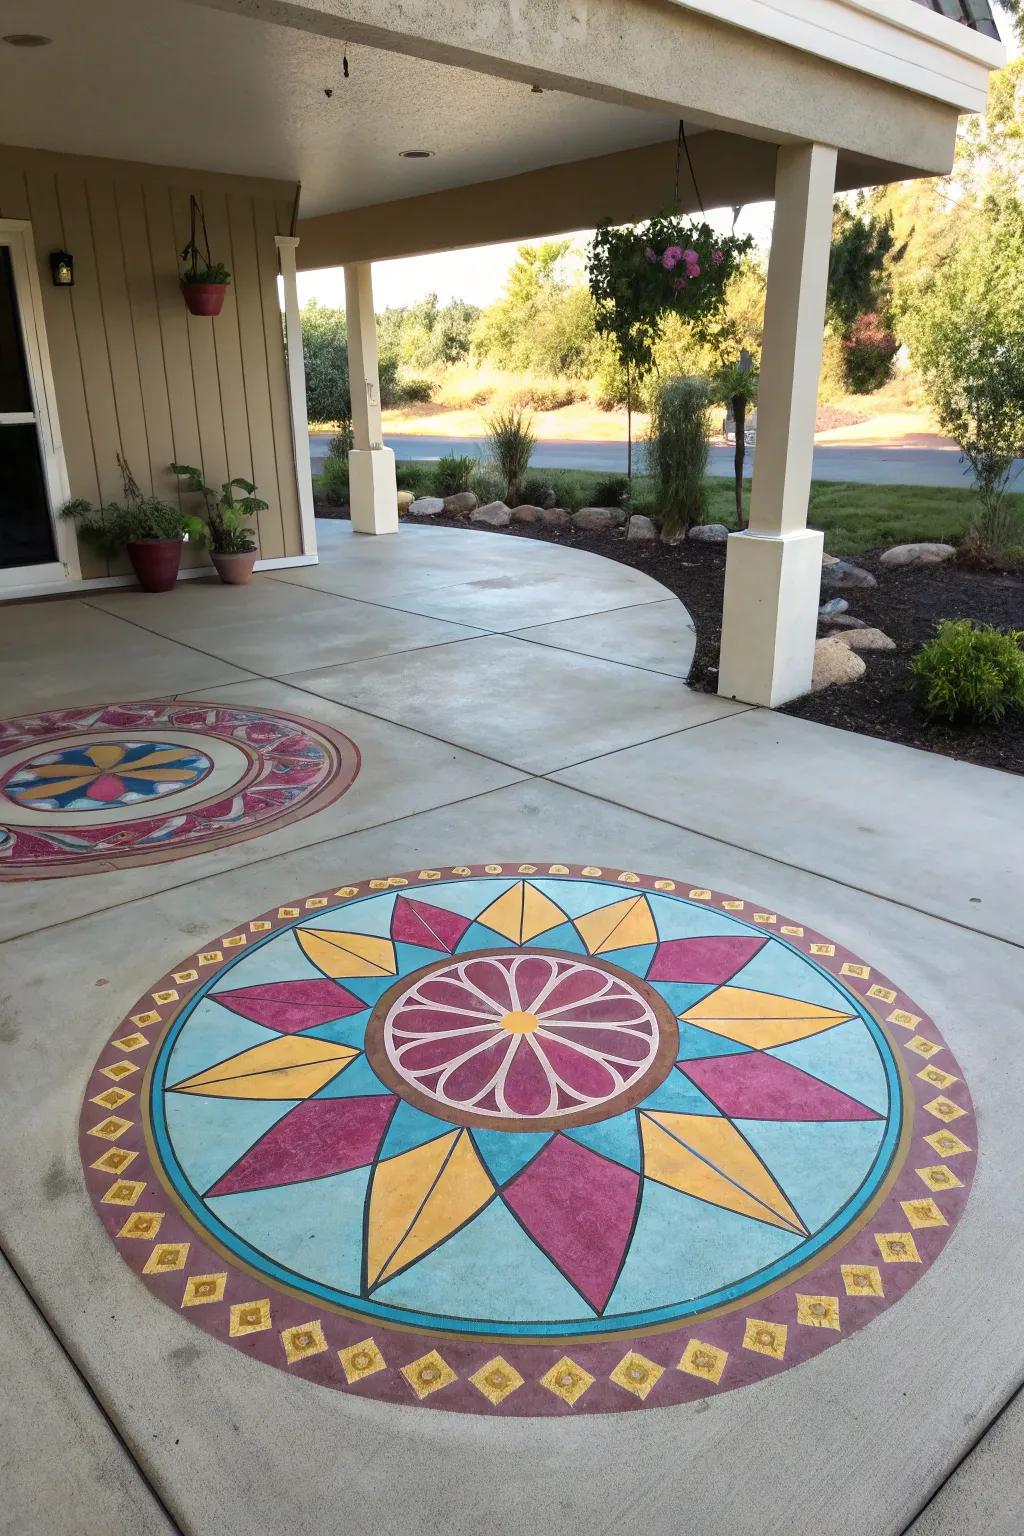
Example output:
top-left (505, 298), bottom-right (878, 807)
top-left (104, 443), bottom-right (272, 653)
top-left (49, 251), bottom-right (74, 287)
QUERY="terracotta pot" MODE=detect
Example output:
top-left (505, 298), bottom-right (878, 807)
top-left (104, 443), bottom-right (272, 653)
top-left (127, 538), bottom-right (183, 593)
top-left (211, 550), bottom-right (258, 585)
top-left (181, 281), bottom-right (227, 317)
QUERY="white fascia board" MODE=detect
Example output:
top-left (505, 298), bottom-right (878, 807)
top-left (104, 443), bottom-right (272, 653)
top-left (668, 0), bottom-right (1005, 113)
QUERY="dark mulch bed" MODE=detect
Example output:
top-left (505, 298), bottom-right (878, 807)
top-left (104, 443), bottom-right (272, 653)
top-left (316, 501), bottom-right (1024, 775)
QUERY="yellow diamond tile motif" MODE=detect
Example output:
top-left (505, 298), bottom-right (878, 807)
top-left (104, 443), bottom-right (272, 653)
top-left (742, 1319), bottom-right (788, 1359)
top-left (111, 1033), bottom-right (148, 1053)
top-left (841, 1264), bottom-right (884, 1298)
top-left (90, 1146), bottom-right (137, 1175)
top-left (102, 1179), bottom-right (145, 1206)
top-left (917, 1164), bottom-right (963, 1194)
top-left (470, 1356), bottom-right (524, 1405)
top-left (906, 1036), bottom-right (941, 1059)
top-left (117, 1211), bottom-right (163, 1241)
top-left (130, 1011), bottom-right (161, 1028)
top-left (339, 1337), bottom-right (387, 1385)
top-left (919, 1066), bottom-right (958, 1090)
top-left (143, 1242), bottom-right (190, 1274)
top-left (91, 1086), bottom-right (133, 1111)
top-left (796, 1294), bottom-right (841, 1331)
top-left (99, 1060), bottom-right (137, 1081)
top-left (281, 1321), bottom-right (328, 1364)
top-left (540, 1356), bottom-right (594, 1406)
top-left (841, 963), bottom-right (870, 980)
top-left (679, 1339), bottom-right (728, 1384)
top-left (152, 989), bottom-right (179, 1005)
top-left (182, 1272), bottom-right (227, 1307)
top-left (867, 985), bottom-right (897, 1003)
top-left (89, 1115), bottom-right (132, 1142)
top-left (888, 1009), bottom-right (921, 1029)
top-left (610, 1352), bottom-right (664, 1401)
top-left (402, 1349), bottom-right (456, 1400)
top-left (780, 925), bottom-right (804, 937)
top-left (925, 1096), bottom-right (966, 1123)
top-left (876, 1231), bottom-right (922, 1264)
top-left (173, 968), bottom-right (200, 983)
top-left (925, 1129), bottom-right (971, 1158)
top-left (809, 943), bottom-right (835, 956)
top-left (229, 1299), bottom-right (272, 1337)
top-left (902, 1198), bottom-right (947, 1229)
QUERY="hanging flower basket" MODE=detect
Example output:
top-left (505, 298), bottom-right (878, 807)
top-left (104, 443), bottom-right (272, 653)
top-left (179, 194), bottom-right (231, 318)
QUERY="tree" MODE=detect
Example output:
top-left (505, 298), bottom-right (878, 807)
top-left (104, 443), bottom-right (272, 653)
top-left (903, 198), bottom-right (1024, 554)
top-left (827, 204), bottom-right (897, 334)
top-left (473, 241), bottom-right (599, 377)
top-left (300, 300), bottom-right (401, 426)
top-left (998, 0), bottom-right (1023, 45)
top-left (711, 352), bottom-right (759, 529)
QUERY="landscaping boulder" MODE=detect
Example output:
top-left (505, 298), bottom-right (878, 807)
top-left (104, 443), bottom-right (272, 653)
top-left (819, 598), bottom-right (849, 620)
top-left (688, 523), bottom-right (730, 543)
top-left (835, 626), bottom-right (896, 653)
top-left (409, 496), bottom-right (445, 517)
top-left (574, 506), bottom-right (626, 532)
top-left (821, 552), bottom-right (841, 568)
top-left (820, 559), bottom-right (877, 590)
top-left (511, 504), bottom-right (544, 524)
top-left (828, 614), bottom-right (869, 630)
top-left (627, 514), bottom-right (656, 542)
top-left (472, 501), bottom-right (512, 528)
top-left (443, 491), bottom-right (478, 515)
top-left (396, 490), bottom-right (414, 515)
top-left (879, 542), bottom-right (956, 568)
top-left (812, 638), bottom-right (866, 690)
top-left (540, 507), bottom-right (571, 530)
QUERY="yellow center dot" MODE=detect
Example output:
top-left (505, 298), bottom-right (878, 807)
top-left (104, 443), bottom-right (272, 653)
top-left (500, 1011), bottom-right (539, 1034)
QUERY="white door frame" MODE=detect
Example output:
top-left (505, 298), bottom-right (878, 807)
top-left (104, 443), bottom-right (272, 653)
top-left (0, 217), bottom-right (77, 588)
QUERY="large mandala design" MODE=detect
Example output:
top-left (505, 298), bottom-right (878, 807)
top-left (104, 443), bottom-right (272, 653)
top-left (81, 865), bottom-right (975, 1415)
top-left (0, 701), bottom-right (359, 878)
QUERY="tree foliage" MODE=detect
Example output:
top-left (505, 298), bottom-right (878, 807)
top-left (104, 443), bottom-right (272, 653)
top-left (827, 204), bottom-right (897, 333)
top-left (473, 241), bottom-right (600, 377)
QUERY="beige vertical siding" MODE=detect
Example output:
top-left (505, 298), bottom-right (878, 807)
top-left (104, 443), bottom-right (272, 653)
top-left (0, 146), bottom-right (301, 578)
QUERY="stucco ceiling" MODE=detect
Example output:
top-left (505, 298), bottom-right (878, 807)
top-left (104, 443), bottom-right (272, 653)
top-left (0, 0), bottom-right (680, 217)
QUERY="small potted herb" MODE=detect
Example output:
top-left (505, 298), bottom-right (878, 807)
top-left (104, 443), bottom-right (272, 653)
top-left (61, 455), bottom-right (201, 592)
top-left (180, 194), bottom-right (230, 317)
top-left (172, 463), bottom-right (265, 584)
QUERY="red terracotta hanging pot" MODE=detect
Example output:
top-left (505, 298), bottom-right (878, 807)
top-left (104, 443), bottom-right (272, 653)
top-left (181, 281), bottom-right (227, 317)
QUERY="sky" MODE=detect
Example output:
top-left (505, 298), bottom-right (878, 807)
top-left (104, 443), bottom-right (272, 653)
top-left (296, 203), bottom-right (776, 313)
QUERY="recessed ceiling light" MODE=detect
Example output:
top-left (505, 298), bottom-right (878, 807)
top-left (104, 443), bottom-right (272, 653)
top-left (399, 149), bottom-right (435, 159)
top-left (3, 33), bottom-right (53, 46)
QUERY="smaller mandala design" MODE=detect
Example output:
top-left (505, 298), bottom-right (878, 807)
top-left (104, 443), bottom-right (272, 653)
top-left (1, 740), bottom-right (212, 811)
top-left (0, 701), bottom-right (359, 879)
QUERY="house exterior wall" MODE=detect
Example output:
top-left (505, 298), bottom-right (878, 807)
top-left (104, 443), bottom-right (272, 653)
top-left (0, 145), bottom-right (302, 580)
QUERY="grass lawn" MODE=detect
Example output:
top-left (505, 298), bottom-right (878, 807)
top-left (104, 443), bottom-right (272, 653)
top-left (321, 462), bottom-right (1024, 558)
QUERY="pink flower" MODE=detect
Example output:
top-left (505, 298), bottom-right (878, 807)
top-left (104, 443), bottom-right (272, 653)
top-left (683, 248), bottom-right (701, 278)
top-left (644, 246), bottom-right (657, 263)
top-left (712, 249), bottom-right (725, 267)
top-left (662, 245), bottom-right (683, 271)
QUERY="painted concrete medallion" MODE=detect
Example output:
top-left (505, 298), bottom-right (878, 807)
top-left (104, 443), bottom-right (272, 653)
top-left (81, 865), bottom-right (975, 1414)
top-left (0, 701), bottom-right (359, 878)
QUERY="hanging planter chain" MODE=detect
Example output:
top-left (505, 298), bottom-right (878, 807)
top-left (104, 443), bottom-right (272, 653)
top-left (674, 120), bottom-right (706, 216)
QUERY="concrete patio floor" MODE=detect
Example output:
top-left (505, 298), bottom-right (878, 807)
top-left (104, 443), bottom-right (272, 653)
top-left (1, 519), bottom-right (1022, 1536)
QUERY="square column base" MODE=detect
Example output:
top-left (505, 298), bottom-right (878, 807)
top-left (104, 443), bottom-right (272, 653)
top-left (349, 447), bottom-right (398, 535)
top-left (717, 528), bottom-right (824, 707)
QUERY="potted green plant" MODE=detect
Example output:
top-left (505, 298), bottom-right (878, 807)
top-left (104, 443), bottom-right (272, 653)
top-left (171, 463), bottom-right (265, 584)
top-left (180, 194), bottom-right (230, 317)
top-left (60, 455), bottom-right (201, 592)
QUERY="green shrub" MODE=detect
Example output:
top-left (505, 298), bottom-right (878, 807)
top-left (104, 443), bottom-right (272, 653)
top-left (469, 464), bottom-right (505, 506)
top-left (328, 425), bottom-right (353, 460)
top-left (485, 404), bottom-right (536, 506)
top-left (591, 475), bottom-right (630, 509)
top-left (395, 464), bottom-right (433, 496)
top-left (842, 312), bottom-right (899, 394)
top-left (547, 471), bottom-right (587, 512)
top-left (511, 381), bottom-right (585, 411)
top-left (911, 620), bottom-right (1024, 725)
top-left (398, 377), bottom-right (434, 404)
top-left (646, 376), bottom-right (711, 537)
top-left (519, 475), bottom-right (556, 509)
top-left (433, 454), bottom-right (477, 497)
top-left (319, 454), bottom-right (349, 507)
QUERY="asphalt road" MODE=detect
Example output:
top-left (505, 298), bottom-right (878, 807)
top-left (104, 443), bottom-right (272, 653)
top-left (310, 432), bottom-right (1022, 490)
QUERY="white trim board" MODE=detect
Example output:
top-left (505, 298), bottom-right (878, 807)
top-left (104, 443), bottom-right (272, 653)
top-left (668, 0), bottom-right (1004, 112)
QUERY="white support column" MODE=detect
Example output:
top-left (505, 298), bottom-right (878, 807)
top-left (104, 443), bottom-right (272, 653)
top-left (718, 142), bottom-right (838, 707)
top-left (275, 235), bottom-right (318, 564)
top-left (344, 261), bottom-right (398, 535)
